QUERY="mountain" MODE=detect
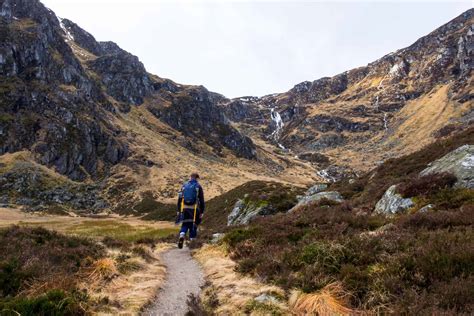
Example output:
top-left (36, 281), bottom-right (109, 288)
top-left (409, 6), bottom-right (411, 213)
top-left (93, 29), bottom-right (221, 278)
top-left (220, 9), bottom-right (473, 179)
top-left (0, 0), bottom-right (472, 214)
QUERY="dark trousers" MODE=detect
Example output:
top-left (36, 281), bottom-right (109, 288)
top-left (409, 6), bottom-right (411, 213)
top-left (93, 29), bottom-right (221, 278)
top-left (180, 222), bottom-right (198, 239)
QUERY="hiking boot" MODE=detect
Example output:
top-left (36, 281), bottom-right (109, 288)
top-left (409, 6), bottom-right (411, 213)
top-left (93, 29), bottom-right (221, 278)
top-left (178, 236), bottom-right (185, 249)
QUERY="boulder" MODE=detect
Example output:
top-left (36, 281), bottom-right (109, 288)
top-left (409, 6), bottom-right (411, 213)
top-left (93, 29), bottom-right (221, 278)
top-left (290, 191), bottom-right (343, 212)
top-left (419, 204), bottom-right (435, 213)
top-left (254, 293), bottom-right (279, 304)
top-left (420, 145), bottom-right (474, 189)
top-left (227, 199), bottom-right (270, 226)
top-left (211, 233), bottom-right (225, 244)
top-left (374, 185), bottom-right (414, 215)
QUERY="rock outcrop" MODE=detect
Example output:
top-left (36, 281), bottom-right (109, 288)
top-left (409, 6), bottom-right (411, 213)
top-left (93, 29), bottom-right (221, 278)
top-left (290, 191), bottom-right (343, 212)
top-left (227, 199), bottom-right (263, 226)
top-left (374, 185), bottom-right (414, 215)
top-left (420, 144), bottom-right (474, 188)
top-left (149, 87), bottom-right (257, 159)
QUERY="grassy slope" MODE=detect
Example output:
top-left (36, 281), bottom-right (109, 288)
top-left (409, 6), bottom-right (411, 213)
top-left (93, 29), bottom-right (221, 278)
top-left (220, 127), bottom-right (474, 314)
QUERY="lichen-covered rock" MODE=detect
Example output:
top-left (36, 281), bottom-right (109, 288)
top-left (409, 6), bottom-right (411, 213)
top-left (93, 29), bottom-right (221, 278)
top-left (290, 191), bottom-right (343, 212)
top-left (420, 145), bottom-right (474, 189)
top-left (304, 183), bottom-right (328, 196)
top-left (227, 199), bottom-right (267, 226)
top-left (0, 166), bottom-right (108, 212)
top-left (374, 185), bottom-right (414, 215)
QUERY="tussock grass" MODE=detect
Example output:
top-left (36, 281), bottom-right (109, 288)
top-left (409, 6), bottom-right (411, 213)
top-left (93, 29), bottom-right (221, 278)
top-left (87, 258), bottom-right (118, 283)
top-left (289, 283), bottom-right (356, 316)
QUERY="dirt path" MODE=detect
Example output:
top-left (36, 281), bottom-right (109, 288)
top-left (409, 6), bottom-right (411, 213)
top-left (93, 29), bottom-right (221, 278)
top-left (143, 247), bottom-right (204, 316)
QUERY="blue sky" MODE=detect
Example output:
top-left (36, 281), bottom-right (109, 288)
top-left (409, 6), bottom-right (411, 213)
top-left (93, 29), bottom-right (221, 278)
top-left (42, 0), bottom-right (472, 98)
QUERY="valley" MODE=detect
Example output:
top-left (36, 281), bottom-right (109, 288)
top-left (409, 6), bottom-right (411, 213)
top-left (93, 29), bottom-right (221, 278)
top-left (0, 0), bottom-right (472, 315)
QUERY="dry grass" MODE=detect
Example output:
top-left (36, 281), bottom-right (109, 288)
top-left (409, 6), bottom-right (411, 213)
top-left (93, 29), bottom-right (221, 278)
top-left (87, 244), bottom-right (170, 315)
top-left (289, 283), bottom-right (358, 316)
top-left (384, 84), bottom-right (470, 155)
top-left (88, 258), bottom-right (119, 283)
top-left (194, 244), bottom-right (288, 315)
top-left (0, 213), bottom-right (172, 314)
top-left (0, 208), bottom-right (177, 241)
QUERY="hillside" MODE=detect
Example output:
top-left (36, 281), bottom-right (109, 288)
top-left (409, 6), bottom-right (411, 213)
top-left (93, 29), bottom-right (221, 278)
top-left (211, 126), bottom-right (474, 314)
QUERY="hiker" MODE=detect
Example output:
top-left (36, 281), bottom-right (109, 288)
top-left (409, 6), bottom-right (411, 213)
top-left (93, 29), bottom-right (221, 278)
top-left (176, 172), bottom-right (205, 248)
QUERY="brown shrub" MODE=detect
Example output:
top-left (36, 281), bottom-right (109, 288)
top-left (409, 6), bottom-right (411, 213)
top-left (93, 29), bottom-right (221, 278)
top-left (398, 173), bottom-right (457, 198)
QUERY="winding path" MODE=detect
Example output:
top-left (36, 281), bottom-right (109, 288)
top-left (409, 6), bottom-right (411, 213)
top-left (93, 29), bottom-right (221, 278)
top-left (143, 247), bottom-right (204, 316)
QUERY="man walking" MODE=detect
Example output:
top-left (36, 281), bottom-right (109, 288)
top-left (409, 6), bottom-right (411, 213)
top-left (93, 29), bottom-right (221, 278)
top-left (176, 173), bottom-right (205, 248)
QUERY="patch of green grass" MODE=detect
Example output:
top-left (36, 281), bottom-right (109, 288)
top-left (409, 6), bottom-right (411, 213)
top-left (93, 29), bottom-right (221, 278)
top-left (65, 220), bottom-right (178, 242)
top-left (244, 299), bottom-right (284, 315)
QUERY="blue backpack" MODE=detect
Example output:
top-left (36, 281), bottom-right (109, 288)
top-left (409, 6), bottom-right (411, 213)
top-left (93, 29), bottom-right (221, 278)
top-left (182, 180), bottom-right (199, 205)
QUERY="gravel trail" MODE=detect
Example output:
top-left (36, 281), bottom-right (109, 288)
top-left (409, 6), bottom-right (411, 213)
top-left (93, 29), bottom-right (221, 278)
top-left (143, 247), bottom-right (204, 316)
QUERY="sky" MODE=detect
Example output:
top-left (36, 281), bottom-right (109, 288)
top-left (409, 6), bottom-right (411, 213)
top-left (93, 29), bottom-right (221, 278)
top-left (42, 0), bottom-right (472, 98)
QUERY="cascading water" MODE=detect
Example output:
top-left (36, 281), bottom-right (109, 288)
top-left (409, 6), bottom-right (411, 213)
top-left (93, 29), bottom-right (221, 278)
top-left (270, 108), bottom-right (286, 149)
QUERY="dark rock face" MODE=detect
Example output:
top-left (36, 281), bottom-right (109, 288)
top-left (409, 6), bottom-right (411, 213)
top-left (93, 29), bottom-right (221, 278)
top-left (0, 0), bottom-right (128, 180)
top-left (0, 168), bottom-right (108, 212)
top-left (221, 98), bottom-right (265, 124)
top-left (297, 152), bottom-right (330, 166)
top-left (150, 87), bottom-right (257, 159)
top-left (310, 115), bottom-right (370, 133)
top-left (60, 18), bottom-right (103, 56)
top-left (89, 51), bottom-right (154, 105)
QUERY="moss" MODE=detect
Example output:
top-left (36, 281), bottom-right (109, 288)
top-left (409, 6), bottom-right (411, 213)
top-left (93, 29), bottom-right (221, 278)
top-left (0, 112), bottom-right (14, 124)
top-left (244, 299), bottom-right (284, 315)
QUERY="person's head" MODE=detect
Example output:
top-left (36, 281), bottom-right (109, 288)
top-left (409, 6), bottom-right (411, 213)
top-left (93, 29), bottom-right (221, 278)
top-left (190, 172), bottom-right (200, 180)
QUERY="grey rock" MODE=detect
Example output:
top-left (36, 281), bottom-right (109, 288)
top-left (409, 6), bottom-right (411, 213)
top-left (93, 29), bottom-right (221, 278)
top-left (305, 183), bottom-right (328, 196)
top-left (211, 233), bottom-right (225, 244)
top-left (420, 145), bottom-right (474, 189)
top-left (419, 204), bottom-right (435, 213)
top-left (374, 185), bottom-right (414, 215)
top-left (290, 191), bottom-right (343, 212)
top-left (254, 293), bottom-right (279, 304)
top-left (149, 86), bottom-right (257, 159)
top-left (227, 199), bottom-right (264, 226)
